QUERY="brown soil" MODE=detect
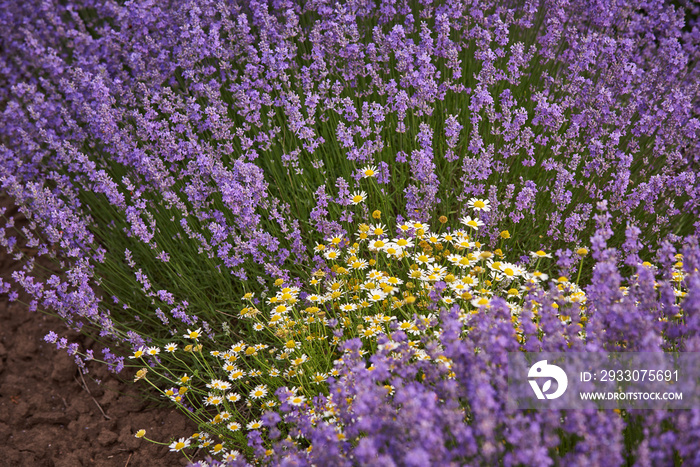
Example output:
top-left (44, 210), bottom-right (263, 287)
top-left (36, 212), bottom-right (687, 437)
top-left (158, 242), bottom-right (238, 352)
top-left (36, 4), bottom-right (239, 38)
top-left (0, 199), bottom-right (200, 466)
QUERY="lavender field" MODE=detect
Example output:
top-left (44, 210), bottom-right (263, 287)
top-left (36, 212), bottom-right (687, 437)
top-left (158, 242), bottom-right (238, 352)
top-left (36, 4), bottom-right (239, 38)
top-left (2, 0), bottom-right (700, 465)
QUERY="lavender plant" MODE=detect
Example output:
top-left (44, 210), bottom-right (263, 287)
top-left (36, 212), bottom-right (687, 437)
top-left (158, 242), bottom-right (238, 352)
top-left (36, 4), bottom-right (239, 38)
top-left (1, 0), bottom-right (699, 465)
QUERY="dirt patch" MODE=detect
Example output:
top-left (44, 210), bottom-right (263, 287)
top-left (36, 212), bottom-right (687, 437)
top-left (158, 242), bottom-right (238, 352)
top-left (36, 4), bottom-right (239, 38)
top-left (0, 198), bottom-right (200, 466)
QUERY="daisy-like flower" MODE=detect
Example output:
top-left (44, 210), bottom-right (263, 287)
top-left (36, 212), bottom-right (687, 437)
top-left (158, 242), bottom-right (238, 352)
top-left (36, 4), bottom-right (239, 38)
top-left (134, 368), bottom-right (148, 382)
top-left (425, 233), bottom-right (441, 244)
top-left (339, 303), bottom-right (357, 312)
top-left (409, 220), bottom-right (426, 231)
top-left (130, 347), bottom-right (146, 359)
top-left (460, 216), bottom-right (484, 230)
top-left (288, 394), bottom-right (307, 406)
top-left (384, 276), bottom-right (404, 286)
top-left (291, 354), bottom-right (309, 366)
top-left (393, 237), bottom-right (414, 249)
top-left (530, 250), bottom-right (552, 259)
top-left (361, 165), bottom-right (377, 178)
top-left (206, 379), bottom-right (231, 391)
top-left (382, 243), bottom-right (404, 258)
top-left (164, 343), bottom-right (178, 353)
top-left (253, 323), bottom-right (265, 331)
top-left (441, 232), bottom-right (456, 243)
top-left (204, 393), bottom-right (224, 406)
top-left (222, 362), bottom-right (237, 372)
top-left (146, 346), bottom-right (160, 356)
top-left (326, 235), bottom-right (345, 246)
top-left (367, 269), bottom-right (383, 280)
top-left (349, 258), bottom-right (369, 270)
top-left (224, 451), bottom-right (241, 462)
top-left (367, 291), bottom-right (388, 302)
top-left (368, 238), bottom-right (387, 251)
top-left (471, 296), bottom-right (491, 308)
top-left (312, 372), bottom-right (328, 384)
top-left (247, 420), bottom-right (263, 430)
top-left (284, 339), bottom-right (300, 350)
top-left (169, 437), bottom-right (191, 452)
top-left (507, 288), bottom-right (522, 298)
top-left (498, 262), bottom-right (525, 279)
top-left (227, 422), bottom-right (241, 432)
top-left (306, 293), bottom-right (323, 303)
top-left (529, 271), bottom-right (549, 282)
top-left (468, 198), bottom-right (491, 212)
top-left (323, 249), bottom-right (341, 260)
top-left (413, 252), bottom-right (434, 265)
top-left (369, 223), bottom-right (386, 236)
top-left (134, 429), bottom-right (146, 438)
top-left (226, 392), bottom-right (242, 403)
top-left (184, 328), bottom-right (202, 340)
top-left (397, 320), bottom-right (419, 335)
top-left (446, 254), bottom-right (463, 265)
top-left (250, 385), bottom-right (268, 399)
top-left (228, 368), bottom-right (246, 381)
top-left (350, 190), bottom-right (367, 205)
top-left (361, 326), bottom-right (381, 338)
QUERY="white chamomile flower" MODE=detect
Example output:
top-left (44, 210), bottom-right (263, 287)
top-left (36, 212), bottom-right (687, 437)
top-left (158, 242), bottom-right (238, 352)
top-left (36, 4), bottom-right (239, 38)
top-left (169, 437), bottom-right (191, 452)
top-left (247, 420), bottom-right (263, 430)
top-left (324, 249), bottom-right (341, 260)
top-left (530, 250), bottom-right (552, 259)
top-left (382, 242), bottom-right (404, 258)
top-left (369, 223), bottom-right (387, 236)
top-left (393, 237), bottom-right (414, 248)
top-left (368, 238), bottom-right (387, 251)
top-left (204, 393), bottom-right (223, 406)
top-left (498, 262), bottom-right (525, 279)
top-left (206, 379), bottom-right (231, 391)
top-left (361, 165), bottom-right (378, 178)
top-left (468, 197), bottom-right (491, 212)
top-left (130, 347), bottom-right (146, 359)
top-left (471, 296), bottom-right (491, 308)
top-left (288, 394), bottom-right (307, 406)
top-left (250, 385), bottom-right (268, 399)
top-left (184, 328), bottom-right (202, 340)
top-left (459, 216), bottom-right (484, 230)
top-left (413, 252), bottom-right (434, 265)
top-left (350, 191), bottom-right (367, 205)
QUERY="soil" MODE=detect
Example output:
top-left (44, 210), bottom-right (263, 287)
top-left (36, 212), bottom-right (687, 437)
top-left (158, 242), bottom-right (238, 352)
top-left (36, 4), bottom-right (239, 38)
top-left (0, 198), bottom-right (200, 466)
